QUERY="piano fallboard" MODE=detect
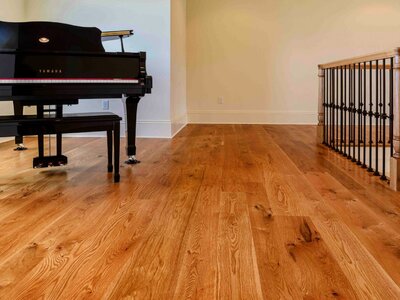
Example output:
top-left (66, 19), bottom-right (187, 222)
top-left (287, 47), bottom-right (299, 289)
top-left (0, 50), bottom-right (152, 100)
top-left (0, 51), bottom-right (144, 80)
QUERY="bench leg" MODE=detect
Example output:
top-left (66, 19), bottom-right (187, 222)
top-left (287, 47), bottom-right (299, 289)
top-left (107, 130), bottom-right (113, 173)
top-left (114, 122), bottom-right (120, 183)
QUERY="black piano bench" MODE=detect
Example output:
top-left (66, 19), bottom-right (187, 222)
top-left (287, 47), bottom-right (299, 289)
top-left (0, 112), bottom-right (122, 183)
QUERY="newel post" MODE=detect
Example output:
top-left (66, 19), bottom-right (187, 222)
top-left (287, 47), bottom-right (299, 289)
top-left (390, 49), bottom-right (400, 191)
top-left (317, 66), bottom-right (325, 144)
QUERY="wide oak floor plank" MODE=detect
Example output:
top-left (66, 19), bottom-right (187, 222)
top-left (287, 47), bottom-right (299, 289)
top-left (0, 125), bottom-right (399, 299)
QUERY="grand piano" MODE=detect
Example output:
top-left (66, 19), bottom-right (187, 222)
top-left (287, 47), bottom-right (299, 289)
top-left (0, 20), bottom-right (152, 166)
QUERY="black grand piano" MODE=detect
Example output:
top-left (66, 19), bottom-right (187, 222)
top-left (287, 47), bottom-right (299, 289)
top-left (0, 21), bottom-right (152, 168)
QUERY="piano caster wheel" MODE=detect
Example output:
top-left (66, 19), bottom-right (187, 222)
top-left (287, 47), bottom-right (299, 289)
top-left (114, 174), bottom-right (120, 183)
top-left (14, 144), bottom-right (27, 151)
top-left (125, 155), bottom-right (140, 165)
top-left (108, 165), bottom-right (113, 173)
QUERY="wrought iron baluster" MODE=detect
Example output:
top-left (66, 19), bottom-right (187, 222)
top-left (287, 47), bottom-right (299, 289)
top-left (374, 60), bottom-right (380, 176)
top-left (330, 68), bottom-right (333, 148)
top-left (352, 64), bottom-right (357, 162)
top-left (362, 62), bottom-right (367, 168)
top-left (379, 66), bottom-right (383, 144)
top-left (348, 65), bottom-right (352, 158)
top-left (357, 63), bottom-right (361, 165)
top-left (332, 67), bottom-right (335, 150)
top-left (381, 59), bottom-right (387, 180)
top-left (332, 68), bottom-right (336, 149)
top-left (325, 69), bottom-right (328, 145)
top-left (368, 61), bottom-right (373, 172)
top-left (343, 66), bottom-right (347, 157)
top-left (323, 69), bottom-right (327, 144)
top-left (390, 58), bottom-right (394, 157)
top-left (336, 66), bottom-right (339, 151)
top-left (326, 69), bottom-right (331, 147)
top-left (329, 68), bottom-right (332, 148)
top-left (340, 66), bottom-right (344, 154)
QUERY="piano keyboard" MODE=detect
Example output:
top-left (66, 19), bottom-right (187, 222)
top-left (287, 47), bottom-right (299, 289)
top-left (0, 78), bottom-right (139, 84)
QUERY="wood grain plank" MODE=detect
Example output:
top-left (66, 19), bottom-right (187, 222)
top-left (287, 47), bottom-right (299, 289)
top-left (249, 212), bottom-right (358, 299)
top-left (0, 125), bottom-right (399, 298)
top-left (306, 171), bottom-right (400, 285)
top-left (216, 192), bottom-right (263, 300)
top-left (104, 165), bottom-right (205, 299)
top-left (172, 185), bottom-right (221, 300)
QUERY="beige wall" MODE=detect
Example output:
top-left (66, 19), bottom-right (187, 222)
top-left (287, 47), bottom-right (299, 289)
top-left (0, 0), bottom-right (25, 117)
top-left (0, 0), bottom-right (25, 142)
top-left (171, 0), bottom-right (187, 136)
top-left (187, 0), bottom-right (400, 124)
top-left (0, 0), bottom-right (24, 21)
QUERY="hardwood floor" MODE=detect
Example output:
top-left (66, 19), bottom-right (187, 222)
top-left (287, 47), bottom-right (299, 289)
top-left (0, 124), bottom-right (399, 299)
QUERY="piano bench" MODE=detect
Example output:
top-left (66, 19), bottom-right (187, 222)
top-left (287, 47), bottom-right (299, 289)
top-left (0, 112), bottom-right (122, 183)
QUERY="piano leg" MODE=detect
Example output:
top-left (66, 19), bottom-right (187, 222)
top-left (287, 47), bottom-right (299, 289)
top-left (56, 134), bottom-right (62, 156)
top-left (38, 134), bottom-right (44, 157)
top-left (37, 105), bottom-right (45, 166)
top-left (56, 105), bottom-right (63, 156)
top-left (13, 101), bottom-right (27, 151)
top-left (122, 96), bottom-right (141, 164)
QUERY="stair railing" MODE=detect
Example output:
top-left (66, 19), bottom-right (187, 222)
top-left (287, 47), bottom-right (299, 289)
top-left (318, 48), bottom-right (400, 190)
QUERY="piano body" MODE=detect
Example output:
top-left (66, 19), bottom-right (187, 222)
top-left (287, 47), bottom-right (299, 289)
top-left (0, 20), bottom-right (152, 165)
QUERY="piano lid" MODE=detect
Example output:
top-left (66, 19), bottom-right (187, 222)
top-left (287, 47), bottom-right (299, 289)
top-left (0, 21), bottom-right (105, 52)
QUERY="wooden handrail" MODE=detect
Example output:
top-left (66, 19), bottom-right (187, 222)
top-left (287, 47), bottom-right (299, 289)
top-left (319, 48), bottom-right (400, 69)
top-left (320, 65), bottom-right (392, 70)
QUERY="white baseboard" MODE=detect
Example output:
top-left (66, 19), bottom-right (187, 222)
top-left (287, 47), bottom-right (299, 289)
top-left (171, 113), bottom-right (188, 137)
top-left (0, 137), bottom-right (13, 144)
top-left (136, 120), bottom-right (173, 138)
top-left (188, 110), bottom-right (317, 125)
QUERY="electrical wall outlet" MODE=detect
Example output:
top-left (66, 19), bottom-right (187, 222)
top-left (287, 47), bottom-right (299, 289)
top-left (102, 100), bottom-right (109, 110)
top-left (218, 96), bottom-right (224, 104)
